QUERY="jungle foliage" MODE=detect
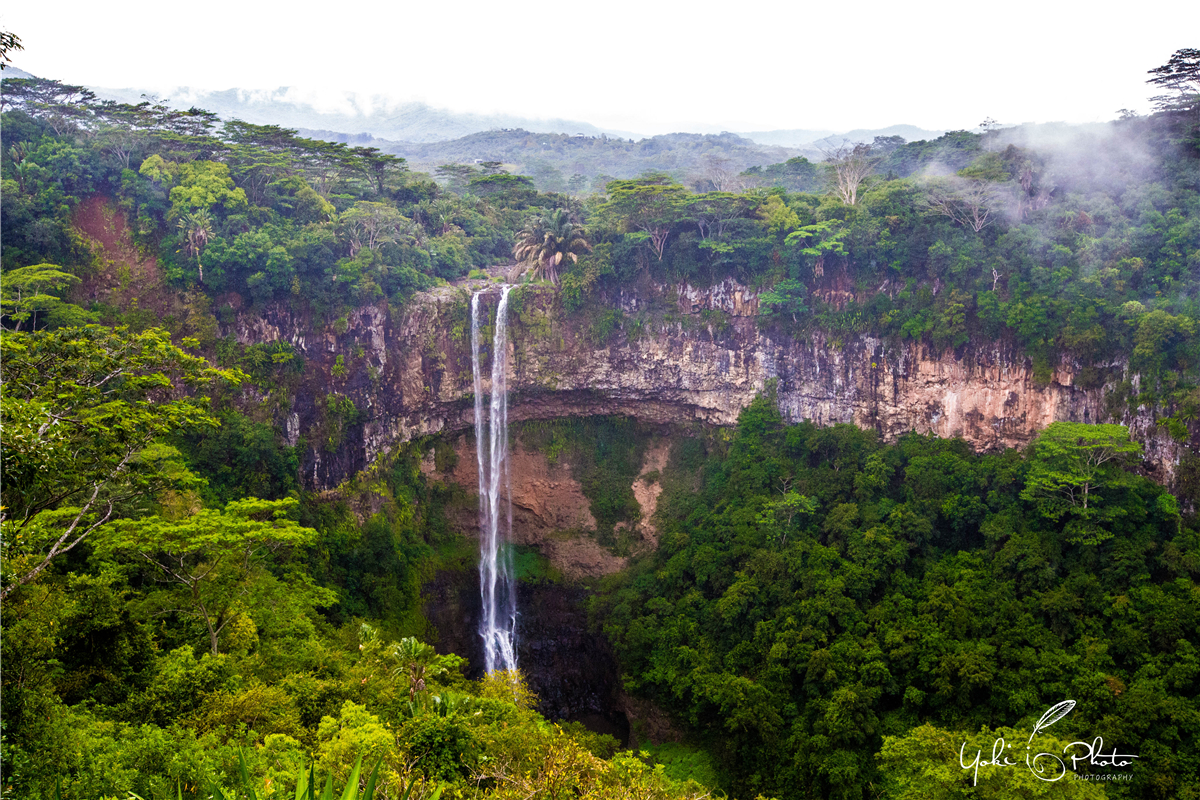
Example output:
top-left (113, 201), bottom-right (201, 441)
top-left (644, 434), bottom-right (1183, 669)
top-left (0, 336), bottom-right (706, 799)
top-left (595, 395), bottom-right (1200, 800)
top-left (2, 51), bottom-right (1199, 800)
top-left (0, 77), bottom-right (572, 317)
top-left (2, 71), bottom-right (1197, 414)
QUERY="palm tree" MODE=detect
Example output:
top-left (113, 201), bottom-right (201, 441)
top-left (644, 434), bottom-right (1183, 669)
top-left (391, 637), bottom-right (448, 702)
top-left (512, 208), bottom-right (591, 286)
top-left (177, 209), bottom-right (214, 283)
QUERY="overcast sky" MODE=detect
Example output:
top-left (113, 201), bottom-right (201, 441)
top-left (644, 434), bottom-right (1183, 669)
top-left (3, 1), bottom-right (1197, 136)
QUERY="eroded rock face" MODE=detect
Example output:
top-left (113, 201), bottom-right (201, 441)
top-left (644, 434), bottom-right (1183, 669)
top-left (232, 277), bottom-right (1186, 735)
top-left (422, 438), bottom-right (627, 580)
top-left (233, 278), bottom-right (1186, 491)
top-left (629, 443), bottom-right (670, 547)
top-left (418, 438), bottom-right (630, 735)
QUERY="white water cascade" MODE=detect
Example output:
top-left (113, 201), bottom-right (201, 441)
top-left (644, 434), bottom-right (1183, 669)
top-left (471, 286), bottom-right (518, 674)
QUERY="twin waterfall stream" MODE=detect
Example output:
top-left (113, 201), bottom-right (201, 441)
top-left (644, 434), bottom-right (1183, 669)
top-left (471, 287), bottom-right (519, 674)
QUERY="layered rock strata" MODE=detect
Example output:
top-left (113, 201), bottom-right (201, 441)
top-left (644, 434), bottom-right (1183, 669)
top-left (235, 277), bottom-right (1183, 491)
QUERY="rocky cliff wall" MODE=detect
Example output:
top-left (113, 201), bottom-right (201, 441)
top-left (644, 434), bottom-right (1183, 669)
top-left (233, 273), bottom-right (1189, 734)
top-left (233, 275), bottom-right (1186, 491)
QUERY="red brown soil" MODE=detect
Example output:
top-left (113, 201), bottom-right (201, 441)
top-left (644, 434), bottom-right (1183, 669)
top-left (72, 196), bottom-right (176, 318)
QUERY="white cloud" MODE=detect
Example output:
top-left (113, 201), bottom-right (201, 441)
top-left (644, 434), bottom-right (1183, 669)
top-left (4, 0), bottom-right (1197, 134)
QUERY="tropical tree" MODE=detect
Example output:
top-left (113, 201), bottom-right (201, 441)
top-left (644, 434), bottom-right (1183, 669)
top-left (0, 77), bottom-right (96, 134)
top-left (784, 218), bottom-right (847, 280)
top-left (1147, 47), bottom-right (1200, 116)
top-left (391, 637), bottom-right (451, 702)
top-left (0, 28), bottom-right (23, 70)
top-left (436, 163), bottom-right (479, 193)
top-left (418, 198), bottom-right (460, 235)
top-left (97, 497), bottom-right (330, 656)
top-left (0, 263), bottom-right (85, 330)
top-left (599, 176), bottom-right (687, 262)
top-left (822, 141), bottom-right (876, 205)
top-left (920, 176), bottom-right (1003, 233)
top-left (1020, 421), bottom-right (1142, 544)
top-left (685, 192), bottom-right (750, 239)
top-left (168, 161), bottom-right (248, 219)
top-left (512, 208), bottom-right (591, 286)
top-left (0, 326), bottom-right (241, 600)
top-left (341, 201), bottom-right (419, 256)
top-left (177, 209), bottom-right (214, 283)
top-left (756, 490), bottom-right (816, 547)
top-left (346, 145), bottom-right (408, 195)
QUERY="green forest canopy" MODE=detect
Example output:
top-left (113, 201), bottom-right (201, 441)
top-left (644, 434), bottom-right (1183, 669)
top-left (2, 71), bottom-right (1197, 407)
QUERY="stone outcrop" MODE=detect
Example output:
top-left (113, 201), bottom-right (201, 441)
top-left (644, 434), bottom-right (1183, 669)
top-left (421, 439), bottom-right (628, 580)
top-left (232, 275), bottom-right (1186, 491)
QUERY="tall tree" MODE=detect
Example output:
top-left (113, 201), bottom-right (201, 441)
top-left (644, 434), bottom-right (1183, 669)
top-left (513, 208), bottom-right (591, 286)
top-left (340, 201), bottom-right (419, 256)
top-left (784, 218), bottom-right (847, 280)
top-left (390, 637), bottom-right (453, 702)
top-left (0, 77), bottom-right (97, 135)
top-left (98, 498), bottom-right (329, 656)
top-left (1147, 48), bottom-right (1200, 116)
top-left (177, 209), bottom-right (214, 283)
top-left (920, 177), bottom-right (1002, 233)
top-left (0, 326), bottom-right (241, 599)
top-left (1, 28), bottom-right (24, 70)
top-left (0, 263), bottom-right (84, 330)
top-left (600, 175), bottom-right (687, 261)
top-left (1020, 422), bottom-right (1142, 544)
top-left (822, 141), bottom-right (875, 205)
top-left (685, 192), bottom-right (750, 240)
top-left (435, 163), bottom-right (479, 194)
top-left (347, 146), bottom-right (407, 195)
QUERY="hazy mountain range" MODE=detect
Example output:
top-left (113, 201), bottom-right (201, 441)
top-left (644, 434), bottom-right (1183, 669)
top-left (81, 82), bottom-right (946, 150)
top-left (88, 83), bottom-right (647, 143)
top-left (4, 71), bottom-right (951, 189)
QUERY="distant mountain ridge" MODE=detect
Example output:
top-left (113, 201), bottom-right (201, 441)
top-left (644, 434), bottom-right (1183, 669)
top-left (371, 128), bottom-right (805, 191)
top-left (739, 124), bottom-right (949, 149)
top-left (84, 81), bottom-right (946, 150)
top-left (87, 84), bottom-right (645, 143)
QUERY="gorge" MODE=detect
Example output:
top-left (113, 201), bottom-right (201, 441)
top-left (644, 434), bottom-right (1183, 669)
top-left (223, 270), bottom-right (1192, 746)
top-left (233, 273), bottom-right (1185, 495)
top-left (8, 67), bottom-right (1197, 793)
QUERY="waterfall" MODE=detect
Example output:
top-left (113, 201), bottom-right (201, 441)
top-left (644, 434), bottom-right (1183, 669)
top-left (471, 286), bottom-right (518, 674)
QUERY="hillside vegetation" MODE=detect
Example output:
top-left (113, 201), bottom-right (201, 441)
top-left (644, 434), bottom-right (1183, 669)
top-left (1, 51), bottom-right (1199, 799)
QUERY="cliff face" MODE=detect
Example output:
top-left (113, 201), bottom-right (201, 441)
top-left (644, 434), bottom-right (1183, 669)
top-left (234, 274), bottom-right (1186, 734)
top-left (234, 275), bottom-right (1184, 491)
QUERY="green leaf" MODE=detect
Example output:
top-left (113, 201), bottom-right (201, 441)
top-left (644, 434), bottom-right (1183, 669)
top-left (292, 763), bottom-right (309, 800)
top-left (338, 755), bottom-right (363, 800)
top-left (360, 758), bottom-right (382, 800)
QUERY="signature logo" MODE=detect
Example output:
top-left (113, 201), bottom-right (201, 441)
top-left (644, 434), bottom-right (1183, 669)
top-left (959, 700), bottom-right (1138, 785)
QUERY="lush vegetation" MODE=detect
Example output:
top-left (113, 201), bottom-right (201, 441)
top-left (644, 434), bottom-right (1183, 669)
top-left (596, 394), bottom-right (1199, 799)
top-left (0, 321), bottom-right (709, 799)
top-left (2, 50), bottom-right (1199, 800)
top-left (561, 121), bottom-right (1199, 410)
top-left (385, 129), bottom-right (802, 194)
top-left (3, 68), bottom-right (1197, 418)
top-left (0, 77), bottom-right (573, 319)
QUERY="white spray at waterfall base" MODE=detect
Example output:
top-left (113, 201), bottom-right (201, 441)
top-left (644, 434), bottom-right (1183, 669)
top-left (471, 286), bottom-right (518, 674)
